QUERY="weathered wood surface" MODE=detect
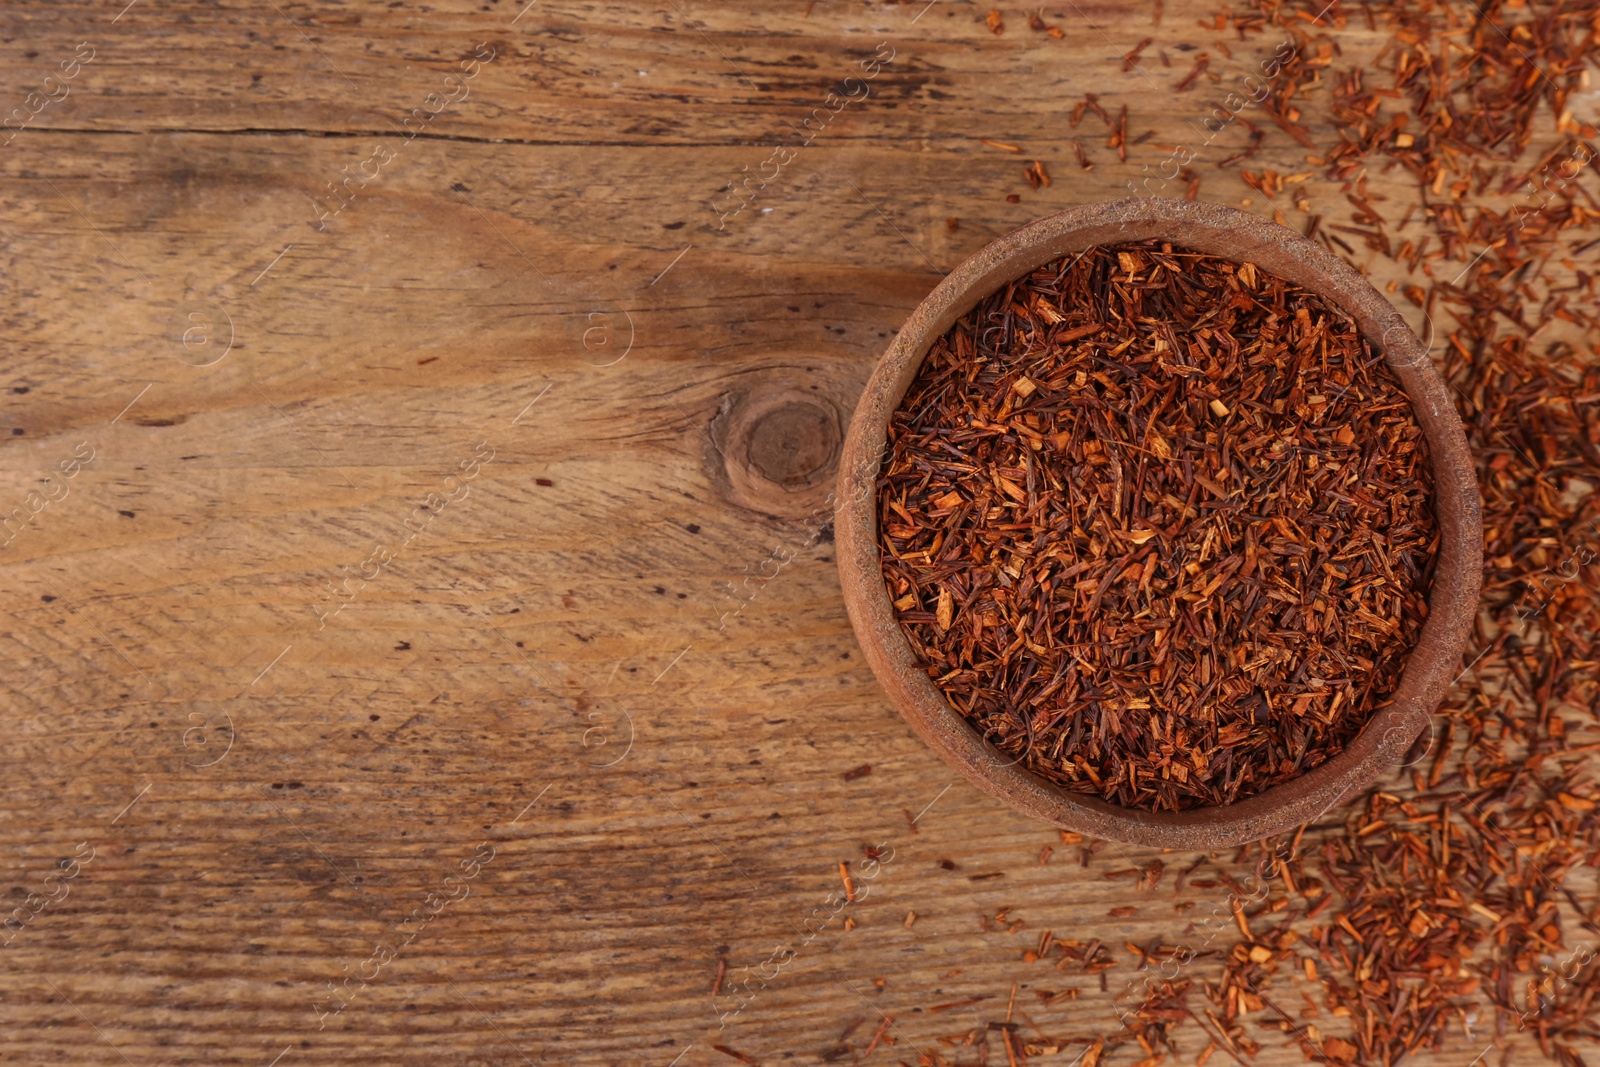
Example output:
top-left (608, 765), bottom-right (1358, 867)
top-left (0, 2), bottom-right (1590, 1064)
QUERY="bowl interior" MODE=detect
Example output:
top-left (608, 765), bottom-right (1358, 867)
top-left (835, 198), bottom-right (1482, 849)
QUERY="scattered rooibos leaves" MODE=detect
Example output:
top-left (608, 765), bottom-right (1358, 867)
top-left (938, 3), bottom-right (1600, 1065)
top-left (877, 240), bottom-right (1439, 812)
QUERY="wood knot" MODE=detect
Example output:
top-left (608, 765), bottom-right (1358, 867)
top-left (746, 404), bottom-right (837, 487)
top-left (708, 383), bottom-right (843, 516)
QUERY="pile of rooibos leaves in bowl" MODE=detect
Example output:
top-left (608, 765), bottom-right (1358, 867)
top-left (877, 239), bottom-right (1439, 813)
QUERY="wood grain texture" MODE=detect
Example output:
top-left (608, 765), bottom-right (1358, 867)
top-left (0, 1), bottom-right (1588, 1064)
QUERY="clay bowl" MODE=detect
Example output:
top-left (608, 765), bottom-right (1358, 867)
top-left (835, 197), bottom-right (1482, 850)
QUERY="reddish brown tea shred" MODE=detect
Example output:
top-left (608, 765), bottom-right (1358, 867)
top-left (877, 240), bottom-right (1438, 813)
top-left (955, 1), bottom-right (1600, 1064)
top-left (1167, 1), bottom-right (1600, 1063)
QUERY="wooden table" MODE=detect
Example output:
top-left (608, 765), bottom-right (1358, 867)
top-left (0, 2), bottom-right (1585, 1064)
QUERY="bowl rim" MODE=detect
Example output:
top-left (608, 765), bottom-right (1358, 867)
top-left (834, 197), bottom-right (1483, 849)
